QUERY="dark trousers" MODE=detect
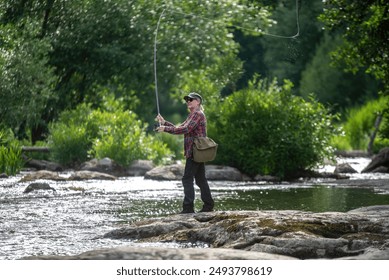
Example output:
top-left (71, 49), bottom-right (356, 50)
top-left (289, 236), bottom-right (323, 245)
top-left (182, 158), bottom-right (214, 210)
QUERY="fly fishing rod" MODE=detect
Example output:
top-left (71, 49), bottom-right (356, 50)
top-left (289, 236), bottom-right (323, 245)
top-left (154, 8), bottom-right (166, 117)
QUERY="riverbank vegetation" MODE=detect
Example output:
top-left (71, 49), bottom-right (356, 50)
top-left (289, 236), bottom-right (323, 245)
top-left (0, 0), bottom-right (387, 178)
top-left (208, 79), bottom-right (337, 178)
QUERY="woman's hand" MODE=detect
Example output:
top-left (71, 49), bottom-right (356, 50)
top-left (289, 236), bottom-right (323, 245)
top-left (155, 114), bottom-right (165, 125)
top-left (156, 126), bottom-right (165, 132)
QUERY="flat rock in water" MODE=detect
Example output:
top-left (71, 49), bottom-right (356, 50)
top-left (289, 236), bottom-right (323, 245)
top-left (20, 170), bottom-right (66, 182)
top-left (102, 207), bottom-right (389, 260)
top-left (20, 170), bottom-right (117, 181)
top-left (20, 207), bottom-right (389, 260)
top-left (21, 246), bottom-right (295, 260)
top-left (68, 171), bottom-right (117, 181)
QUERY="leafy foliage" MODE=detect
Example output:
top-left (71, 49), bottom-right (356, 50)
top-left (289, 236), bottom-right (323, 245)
top-left (0, 128), bottom-right (24, 175)
top-left (319, 0), bottom-right (388, 94)
top-left (332, 97), bottom-right (388, 151)
top-left (208, 78), bottom-right (337, 178)
top-left (0, 0), bottom-right (273, 139)
top-left (331, 97), bottom-right (388, 151)
top-left (0, 21), bottom-right (55, 136)
top-left (343, 98), bottom-right (387, 150)
top-left (48, 100), bottom-right (173, 167)
top-left (300, 33), bottom-right (379, 112)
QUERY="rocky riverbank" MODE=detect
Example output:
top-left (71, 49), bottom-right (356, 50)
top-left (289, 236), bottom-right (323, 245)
top-left (23, 205), bottom-right (389, 260)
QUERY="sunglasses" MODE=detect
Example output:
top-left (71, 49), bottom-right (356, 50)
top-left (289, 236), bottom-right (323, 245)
top-left (185, 98), bottom-right (195, 102)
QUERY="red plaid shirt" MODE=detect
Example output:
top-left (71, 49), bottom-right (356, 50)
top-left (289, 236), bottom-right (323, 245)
top-left (164, 110), bottom-right (207, 158)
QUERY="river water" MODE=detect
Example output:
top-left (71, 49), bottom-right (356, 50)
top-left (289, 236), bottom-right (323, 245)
top-left (1, 157), bottom-right (389, 260)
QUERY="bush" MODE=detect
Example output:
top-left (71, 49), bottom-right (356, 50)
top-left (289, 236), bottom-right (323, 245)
top-left (48, 103), bottom-right (173, 167)
top-left (331, 97), bottom-right (387, 151)
top-left (90, 110), bottom-right (173, 166)
top-left (208, 79), bottom-right (337, 178)
top-left (48, 123), bottom-right (90, 166)
top-left (0, 128), bottom-right (24, 175)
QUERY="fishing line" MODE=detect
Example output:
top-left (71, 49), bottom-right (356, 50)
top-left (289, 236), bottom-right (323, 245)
top-left (153, 0), bottom-right (301, 114)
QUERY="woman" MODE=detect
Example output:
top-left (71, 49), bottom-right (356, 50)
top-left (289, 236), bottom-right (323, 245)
top-left (156, 92), bottom-right (214, 214)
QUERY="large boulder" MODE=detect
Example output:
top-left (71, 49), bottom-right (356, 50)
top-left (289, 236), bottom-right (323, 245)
top-left (80, 158), bottom-right (126, 177)
top-left (144, 164), bottom-right (248, 181)
top-left (126, 160), bottom-right (155, 176)
top-left (144, 164), bottom-right (185, 180)
top-left (362, 147), bottom-right (389, 173)
top-left (205, 165), bottom-right (247, 181)
top-left (334, 163), bottom-right (358, 174)
top-left (103, 207), bottom-right (389, 260)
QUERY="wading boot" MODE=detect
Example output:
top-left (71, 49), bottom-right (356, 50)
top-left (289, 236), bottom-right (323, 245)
top-left (198, 204), bottom-right (214, 213)
top-left (179, 204), bottom-right (194, 214)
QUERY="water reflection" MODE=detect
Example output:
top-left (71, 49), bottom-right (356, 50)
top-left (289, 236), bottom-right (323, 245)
top-left (215, 186), bottom-right (389, 212)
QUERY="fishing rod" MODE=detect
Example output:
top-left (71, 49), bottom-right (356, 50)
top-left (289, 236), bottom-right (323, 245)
top-left (153, 8), bottom-right (166, 117)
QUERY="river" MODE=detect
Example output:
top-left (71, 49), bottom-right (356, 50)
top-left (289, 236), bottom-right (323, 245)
top-left (1, 157), bottom-right (389, 260)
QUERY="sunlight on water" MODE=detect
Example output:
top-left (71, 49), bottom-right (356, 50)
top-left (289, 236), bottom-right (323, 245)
top-left (1, 158), bottom-right (389, 260)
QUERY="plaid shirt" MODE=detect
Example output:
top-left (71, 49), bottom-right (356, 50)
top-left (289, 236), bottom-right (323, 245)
top-left (164, 110), bottom-right (207, 158)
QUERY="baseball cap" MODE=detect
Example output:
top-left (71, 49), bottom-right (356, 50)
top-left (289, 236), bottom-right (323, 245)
top-left (183, 92), bottom-right (203, 103)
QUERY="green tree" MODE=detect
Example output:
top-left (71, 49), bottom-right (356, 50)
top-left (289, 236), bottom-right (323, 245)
top-left (300, 33), bottom-right (379, 112)
top-left (319, 0), bottom-right (388, 94)
top-left (0, 0), bottom-right (273, 139)
top-left (0, 21), bottom-right (55, 138)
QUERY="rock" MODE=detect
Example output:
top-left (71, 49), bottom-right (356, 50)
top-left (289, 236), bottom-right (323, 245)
top-left (21, 246), bottom-right (296, 260)
top-left (80, 158), bottom-right (126, 177)
top-left (24, 159), bottom-right (63, 172)
top-left (0, 173), bottom-right (8, 178)
top-left (254, 174), bottom-right (280, 182)
top-left (368, 166), bottom-right (389, 173)
top-left (127, 160), bottom-right (155, 176)
top-left (24, 182), bottom-right (56, 193)
top-left (103, 209), bottom-right (389, 260)
top-left (144, 164), bottom-right (184, 180)
top-left (20, 170), bottom-right (116, 182)
top-left (362, 147), bottom-right (389, 173)
top-left (205, 165), bottom-right (247, 181)
top-left (334, 163), bottom-right (358, 174)
top-left (144, 164), bottom-right (249, 181)
top-left (68, 171), bottom-right (116, 181)
top-left (339, 248), bottom-right (389, 260)
top-left (348, 205), bottom-right (389, 213)
top-left (20, 170), bottom-right (66, 182)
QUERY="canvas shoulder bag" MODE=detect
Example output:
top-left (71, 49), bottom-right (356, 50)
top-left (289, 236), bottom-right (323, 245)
top-left (193, 137), bottom-right (218, 163)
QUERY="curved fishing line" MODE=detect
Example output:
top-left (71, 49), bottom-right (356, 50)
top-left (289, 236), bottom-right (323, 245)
top-left (153, 0), bottom-right (301, 114)
top-left (163, 0), bottom-right (300, 39)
